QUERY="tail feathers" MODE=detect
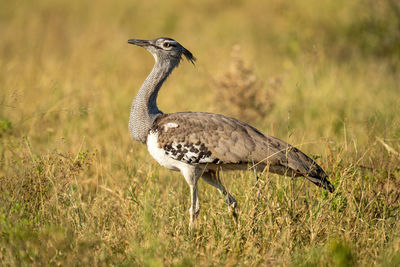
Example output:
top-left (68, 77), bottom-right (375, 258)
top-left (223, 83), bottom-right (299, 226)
top-left (286, 149), bottom-right (335, 193)
top-left (305, 174), bottom-right (335, 193)
top-left (262, 135), bottom-right (335, 193)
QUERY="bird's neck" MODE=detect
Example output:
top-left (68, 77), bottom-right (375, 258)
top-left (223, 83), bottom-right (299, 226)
top-left (129, 59), bottom-right (176, 143)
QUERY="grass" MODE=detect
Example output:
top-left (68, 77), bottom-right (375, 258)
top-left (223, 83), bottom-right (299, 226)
top-left (1, 0), bottom-right (400, 265)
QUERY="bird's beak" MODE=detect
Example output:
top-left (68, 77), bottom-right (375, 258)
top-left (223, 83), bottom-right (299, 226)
top-left (128, 39), bottom-right (151, 47)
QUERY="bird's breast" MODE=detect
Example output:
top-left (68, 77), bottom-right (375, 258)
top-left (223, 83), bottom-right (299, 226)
top-left (147, 131), bottom-right (184, 171)
top-left (146, 126), bottom-right (222, 170)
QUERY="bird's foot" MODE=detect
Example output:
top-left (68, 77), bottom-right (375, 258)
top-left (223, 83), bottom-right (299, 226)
top-left (225, 194), bottom-right (237, 211)
top-left (189, 207), bottom-right (200, 230)
top-left (227, 201), bottom-right (238, 225)
top-left (189, 220), bottom-right (195, 230)
top-left (225, 195), bottom-right (238, 224)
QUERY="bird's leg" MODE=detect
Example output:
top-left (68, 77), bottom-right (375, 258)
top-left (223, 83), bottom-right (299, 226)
top-left (252, 160), bottom-right (263, 199)
top-left (189, 183), bottom-right (200, 228)
top-left (201, 171), bottom-right (237, 211)
top-left (182, 167), bottom-right (201, 229)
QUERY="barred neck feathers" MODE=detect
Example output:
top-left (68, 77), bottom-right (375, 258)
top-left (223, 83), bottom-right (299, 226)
top-left (129, 58), bottom-right (178, 143)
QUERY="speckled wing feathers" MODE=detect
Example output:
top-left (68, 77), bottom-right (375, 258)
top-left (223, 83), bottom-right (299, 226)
top-left (150, 112), bottom-right (334, 192)
top-left (151, 112), bottom-right (261, 164)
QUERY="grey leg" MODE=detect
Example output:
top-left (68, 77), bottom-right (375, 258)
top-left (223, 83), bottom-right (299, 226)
top-left (181, 166), bottom-right (201, 229)
top-left (201, 170), bottom-right (237, 210)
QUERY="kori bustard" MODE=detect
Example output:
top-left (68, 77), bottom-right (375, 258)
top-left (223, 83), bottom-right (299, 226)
top-left (128, 37), bottom-right (334, 228)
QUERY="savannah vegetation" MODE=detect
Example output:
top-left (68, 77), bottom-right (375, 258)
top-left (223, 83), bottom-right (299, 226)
top-left (1, 0), bottom-right (400, 265)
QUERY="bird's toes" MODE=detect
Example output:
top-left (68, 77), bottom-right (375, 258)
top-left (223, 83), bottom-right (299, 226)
top-left (225, 195), bottom-right (237, 210)
top-left (189, 220), bottom-right (195, 230)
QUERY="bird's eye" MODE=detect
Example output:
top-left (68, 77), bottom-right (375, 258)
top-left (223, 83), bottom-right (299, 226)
top-left (164, 42), bottom-right (171, 48)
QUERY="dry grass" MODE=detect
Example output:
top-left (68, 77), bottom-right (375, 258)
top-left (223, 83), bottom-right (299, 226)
top-left (1, 0), bottom-right (400, 266)
top-left (213, 45), bottom-right (279, 123)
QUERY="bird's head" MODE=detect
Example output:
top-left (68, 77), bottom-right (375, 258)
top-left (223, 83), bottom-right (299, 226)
top-left (128, 37), bottom-right (196, 66)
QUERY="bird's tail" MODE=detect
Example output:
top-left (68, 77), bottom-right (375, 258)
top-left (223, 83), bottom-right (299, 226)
top-left (286, 146), bottom-right (336, 193)
top-left (260, 135), bottom-right (336, 193)
top-left (305, 172), bottom-right (335, 193)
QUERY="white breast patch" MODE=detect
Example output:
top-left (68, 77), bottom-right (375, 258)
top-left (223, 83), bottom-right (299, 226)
top-left (147, 131), bottom-right (189, 172)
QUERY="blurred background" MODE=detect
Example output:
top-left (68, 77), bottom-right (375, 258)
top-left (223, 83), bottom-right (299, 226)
top-left (1, 0), bottom-right (400, 265)
top-left (1, 0), bottom-right (399, 152)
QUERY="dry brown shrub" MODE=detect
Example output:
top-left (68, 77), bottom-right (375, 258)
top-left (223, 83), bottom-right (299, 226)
top-left (214, 45), bottom-right (281, 123)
